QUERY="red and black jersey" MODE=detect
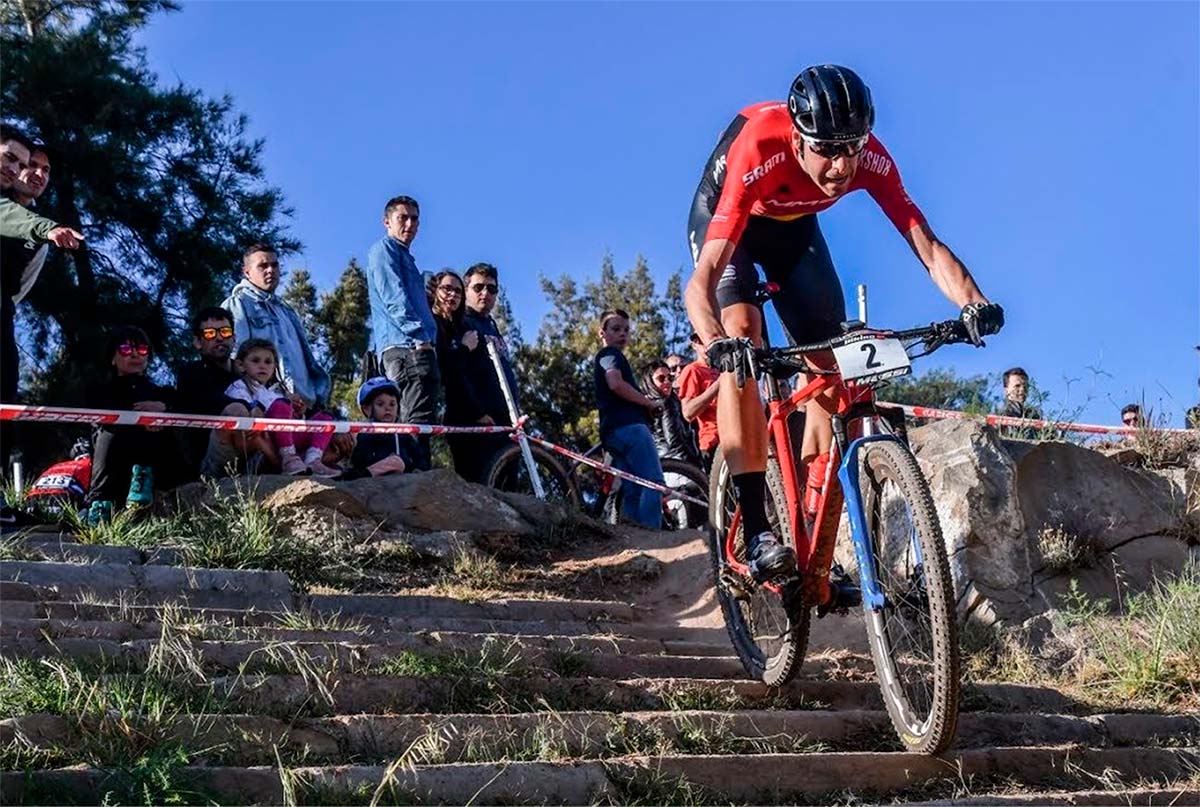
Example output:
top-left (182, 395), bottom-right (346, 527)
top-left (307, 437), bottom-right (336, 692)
top-left (703, 102), bottom-right (926, 246)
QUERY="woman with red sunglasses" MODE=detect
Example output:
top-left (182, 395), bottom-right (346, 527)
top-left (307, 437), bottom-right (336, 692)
top-left (82, 325), bottom-right (178, 523)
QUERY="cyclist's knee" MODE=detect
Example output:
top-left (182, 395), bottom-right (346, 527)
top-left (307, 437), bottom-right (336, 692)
top-left (720, 305), bottom-right (761, 340)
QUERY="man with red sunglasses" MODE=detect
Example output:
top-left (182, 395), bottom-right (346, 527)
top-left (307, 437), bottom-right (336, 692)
top-left (175, 306), bottom-right (245, 480)
top-left (685, 64), bottom-right (1005, 584)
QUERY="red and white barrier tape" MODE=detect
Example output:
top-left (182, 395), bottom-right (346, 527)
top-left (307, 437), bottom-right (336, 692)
top-left (0, 404), bottom-right (516, 436)
top-left (0, 403), bottom-right (709, 507)
top-left (521, 432), bottom-right (708, 508)
top-left (878, 402), bottom-right (1193, 436)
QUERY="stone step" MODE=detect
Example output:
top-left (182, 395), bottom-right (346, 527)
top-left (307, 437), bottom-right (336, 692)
top-left (4, 747), bottom-right (1195, 805)
top-left (8, 538), bottom-right (184, 566)
top-left (0, 616), bottom-right (731, 657)
top-left (906, 788), bottom-right (1200, 806)
top-left (0, 634), bottom-right (749, 680)
top-left (207, 672), bottom-right (1081, 717)
top-left (307, 592), bottom-right (640, 623)
top-left (5, 710), bottom-right (1194, 765)
top-left (0, 561), bottom-right (296, 610)
top-left (1, 598), bottom-right (729, 642)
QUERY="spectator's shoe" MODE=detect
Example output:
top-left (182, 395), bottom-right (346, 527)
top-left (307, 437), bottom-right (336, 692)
top-left (280, 453), bottom-right (310, 476)
top-left (86, 500), bottom-right (114, 526)
top-left (307, 460), bottom-right (342, 479)
top-left (746, 531), bottom-right (797, 583)
top-left (126, 465), bottom-right (153, 508)
top-left (0, 505), bottom-right (38, 531)
top-left (817, 563), bottom-right (862, 618)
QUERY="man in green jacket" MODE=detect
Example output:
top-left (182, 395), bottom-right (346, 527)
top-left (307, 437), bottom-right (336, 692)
top-left (0, 125), bottom-right (83, 477)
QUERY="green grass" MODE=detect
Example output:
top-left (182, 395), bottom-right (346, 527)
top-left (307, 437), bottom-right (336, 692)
top-left (63, 479), bottom-right (361, 590)
top-left (1060, 564), bottom-right (1200, 707)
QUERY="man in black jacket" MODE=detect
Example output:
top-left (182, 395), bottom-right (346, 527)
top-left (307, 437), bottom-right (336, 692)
top-left (456, 263), bottom-right (518, 481)
top-left (174, 307), bottom-right (243, 480)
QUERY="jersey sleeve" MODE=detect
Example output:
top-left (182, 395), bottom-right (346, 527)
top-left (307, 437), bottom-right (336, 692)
top-left (706, 138), bottom-right (759, 245)
top-left (861, 139), bottom-right (926, 235)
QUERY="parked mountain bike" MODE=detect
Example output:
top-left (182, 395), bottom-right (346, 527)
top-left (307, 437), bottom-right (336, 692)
top-left (568, 444), bottom-right (709, 530)
top-left (482, 436), bottom-right (580, 506)
top-left (708, 312), bottom-right (975, 755)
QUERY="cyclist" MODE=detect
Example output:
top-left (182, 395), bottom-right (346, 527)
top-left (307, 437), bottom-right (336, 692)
top-left (684, 64), bottom-right (1004, 587)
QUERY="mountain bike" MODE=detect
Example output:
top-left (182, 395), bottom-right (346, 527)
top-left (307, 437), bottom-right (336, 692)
top-left (708, 313), bottom-right (974, 754)
top-left (482, 438), bottom-right (580, 506)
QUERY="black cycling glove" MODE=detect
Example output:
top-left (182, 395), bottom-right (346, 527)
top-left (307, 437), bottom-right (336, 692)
top-left (960, 302), bottom-right (1005, 347)
top-left (706, 337), bottom-right (757, 389)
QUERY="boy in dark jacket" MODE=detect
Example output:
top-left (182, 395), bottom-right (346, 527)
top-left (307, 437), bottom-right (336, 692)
top-left (350, 377), bottom-right (416, 477)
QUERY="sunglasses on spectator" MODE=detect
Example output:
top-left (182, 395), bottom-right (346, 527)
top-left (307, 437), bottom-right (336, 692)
top-left (803, 134), bottom-right (869, 159)
top-left (652, 373), bottom-right (672, 383)
top-left (200, 326), bottom-right (235, 341)
top-left (1122, 416), bottom-right (1138, 425)
top-left (470, 282), bottom-right (499, 294)
top-left (117, 342), bottom-right (150, 357)
top-left (437, 284), bottom-right (463, 295)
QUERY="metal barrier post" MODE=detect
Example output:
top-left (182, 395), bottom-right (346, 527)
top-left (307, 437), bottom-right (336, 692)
top-left (486, 338), bottom-right (546, 499)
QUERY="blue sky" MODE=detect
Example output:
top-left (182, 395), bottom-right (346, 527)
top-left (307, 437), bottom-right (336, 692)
top-left (138, 1), bottom-right (1199, 426)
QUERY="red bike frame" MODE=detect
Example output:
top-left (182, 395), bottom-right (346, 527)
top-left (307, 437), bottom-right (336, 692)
top-left (723, 369), bottom-right (875, 604)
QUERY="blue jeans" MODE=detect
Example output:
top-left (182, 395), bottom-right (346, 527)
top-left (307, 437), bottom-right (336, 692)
top-left (605, 423), bottom-right (664, 529)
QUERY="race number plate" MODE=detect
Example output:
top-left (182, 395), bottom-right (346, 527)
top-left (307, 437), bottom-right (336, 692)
top-left (832, 337), bottom-right (912, 382)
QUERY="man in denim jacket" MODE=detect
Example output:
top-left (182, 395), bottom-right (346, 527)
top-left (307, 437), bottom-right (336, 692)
top-left (365, 195), bottom-right (439, 470)
top-left (222, 243), bottom-right (331, 408)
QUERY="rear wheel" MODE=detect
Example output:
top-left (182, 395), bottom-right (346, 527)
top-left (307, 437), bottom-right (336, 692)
top-left (483, 443), bottom-right (579, 507)
top-left (707, 448), bottom-right (809, 686)
top-left (603, 458), bottom-right (708, 530)
top-left (857, 439), bottom-right (959, 754)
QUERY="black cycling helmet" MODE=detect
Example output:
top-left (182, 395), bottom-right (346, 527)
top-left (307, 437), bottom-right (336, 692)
top-left (357, 376), bottom-right (402, 413)
top-left (787, 64), bottom-right (875, 142)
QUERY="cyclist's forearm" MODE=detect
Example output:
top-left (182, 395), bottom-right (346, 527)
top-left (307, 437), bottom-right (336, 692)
top-left (906, 223), bottom-right (987, 308)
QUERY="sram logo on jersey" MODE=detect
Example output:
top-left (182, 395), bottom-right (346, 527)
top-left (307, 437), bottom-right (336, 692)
top-left (742, 151), bottom-right (786, 186)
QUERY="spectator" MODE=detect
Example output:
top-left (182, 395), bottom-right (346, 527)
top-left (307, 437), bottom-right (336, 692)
top-left (225, 338), bottom-right (339, 477)
top-left (349, 377), bottom-right (415, 478)
top-left (677, 332), bottom-right (721, 472)
top-left (365, 196), bottom-right (439, 470)
top-left (458, 262), bottom-right (519, 478)
top-left (998, 367), bottom-right (1044, 440)
top-left (594, 309), bottom-right (664, 529)
top-left (9, 142), bottom-right (51, 305)
top-left (665, 353), bottom-right (686, 388)
top-left (222, 243), bottom-right (331, 411)
top-left (0, 125), bottom-right (83, 479)
top-left (83, 327), bottom-right (178, 524)
top-left (1120, 403), bottom-right (1145, 430)
top-left (427, 269), bottom-right (493, 480)
top-left (643, 359), bottom-right (701, 466)
top-left (176, 306), bottom-right (265, 480)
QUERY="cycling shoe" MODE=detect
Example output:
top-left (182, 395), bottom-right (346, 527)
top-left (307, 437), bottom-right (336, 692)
top-left (747, 531), bottom-right (797, 583)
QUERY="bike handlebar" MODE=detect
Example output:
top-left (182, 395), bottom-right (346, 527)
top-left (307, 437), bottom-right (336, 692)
top-left (769, 318), bottom-right (969, 358)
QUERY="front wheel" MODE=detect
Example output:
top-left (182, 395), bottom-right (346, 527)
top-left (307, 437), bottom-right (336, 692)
top-left (857, 439), bottom-right (960, 754)
top-left (707, 448), bottom-right (809, 686)
top-left (483, 442), bottom-right (580, 507)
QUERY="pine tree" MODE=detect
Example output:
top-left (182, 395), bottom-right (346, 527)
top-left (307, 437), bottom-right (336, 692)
top-left (516, 252), bottom-right (674, 447)
top-left (3, 1), bottom-right (295, 465)
top-left (282, 269), bottom-right (320, 350)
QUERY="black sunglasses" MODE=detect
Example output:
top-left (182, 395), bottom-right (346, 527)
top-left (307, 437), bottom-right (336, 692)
top-left (470, 282), bottom-right (498, 294)
top-left (804, 135), bottom-right (869, 159)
